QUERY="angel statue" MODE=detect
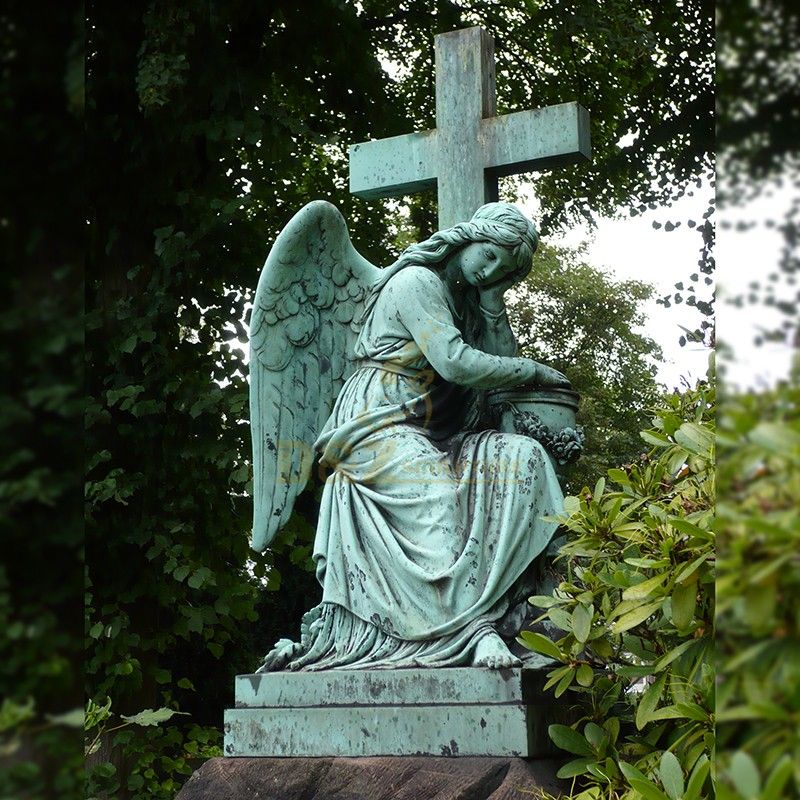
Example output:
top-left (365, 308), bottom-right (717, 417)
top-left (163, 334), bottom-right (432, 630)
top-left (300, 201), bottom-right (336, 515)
top-left (249, 199), bottom-right (572, 672)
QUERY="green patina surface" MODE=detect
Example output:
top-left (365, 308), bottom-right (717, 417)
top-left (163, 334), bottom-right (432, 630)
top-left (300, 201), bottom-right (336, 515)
top-left (224, 667), bottom-right (572, 758)
top-left (234, 664), bottom-right (556, 708)
top-left (228, 23), bottom-right (595, 759)
top-left (348, 27), bottom-right (590, 229)
top-left (243, 23), bottom-right (591, 693)
top-left (250, 199), bottom-right (570, 674)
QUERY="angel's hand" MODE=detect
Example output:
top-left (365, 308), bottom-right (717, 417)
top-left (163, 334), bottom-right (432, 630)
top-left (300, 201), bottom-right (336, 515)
top-left (478, 272), bottom-right (518, 314)
top-left (535, 363), bottom-right (572, 389)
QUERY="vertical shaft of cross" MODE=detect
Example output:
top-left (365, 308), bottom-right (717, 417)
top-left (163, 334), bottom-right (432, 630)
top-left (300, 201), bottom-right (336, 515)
top-left (348, 27), bottom-right (590, 229)
top-left (434, 28), bottom-right (499, 229)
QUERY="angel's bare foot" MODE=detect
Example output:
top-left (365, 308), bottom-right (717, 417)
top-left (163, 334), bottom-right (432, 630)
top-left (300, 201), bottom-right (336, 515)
top-left (473, 632), bottom-right (522, 669)
top-left (257, 638), bottom-right (303, 672)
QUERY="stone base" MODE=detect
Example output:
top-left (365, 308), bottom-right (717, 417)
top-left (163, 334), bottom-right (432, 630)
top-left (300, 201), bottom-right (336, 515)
top-left (175, 755), bottom-right (567, 799)
top-left (224, 667), bottom-right (571, 758)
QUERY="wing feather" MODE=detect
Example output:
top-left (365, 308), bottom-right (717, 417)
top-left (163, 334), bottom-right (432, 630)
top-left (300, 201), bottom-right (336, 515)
top-left (249, 201), bottom-right (381, 551)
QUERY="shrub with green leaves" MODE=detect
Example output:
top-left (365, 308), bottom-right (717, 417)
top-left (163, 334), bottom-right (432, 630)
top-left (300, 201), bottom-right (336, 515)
top-left (715, 377), bottom-right (800, 799)
top-left (519, 380), bottom-right (715, 800)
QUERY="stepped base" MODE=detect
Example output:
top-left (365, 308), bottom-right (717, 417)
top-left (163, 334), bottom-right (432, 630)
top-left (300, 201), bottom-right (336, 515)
top-left (224, 666), bottom-right (570, 758)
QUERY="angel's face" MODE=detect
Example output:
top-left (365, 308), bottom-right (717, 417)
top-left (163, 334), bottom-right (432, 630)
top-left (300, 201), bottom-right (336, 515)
top-left (456, 242), bottom-right (518, 289)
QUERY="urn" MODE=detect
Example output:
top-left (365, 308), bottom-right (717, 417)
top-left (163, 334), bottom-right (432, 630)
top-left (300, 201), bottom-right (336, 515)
top-left (486, 386), bottom-right (584, 467)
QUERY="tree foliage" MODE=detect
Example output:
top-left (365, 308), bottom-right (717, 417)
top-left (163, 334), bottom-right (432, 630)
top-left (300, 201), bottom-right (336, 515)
top-left (520, 381), bottom-right (714, 799)
top-left (717, 1), bottom-right (799, 347)
top-left (79, 1), bottom-right (715, 795)
top-left (0, 2), bottom-right (83, 797)
top-left (86, 2), bottom-right (402, 794)
top-left (369, 0), bottom-right (716, 345)
top-left (506, 243), bottom-right (663, 492)
top-left (363, 0), bottom-right (713, 233)
top-left (716, 378), bottom-right (800, 799)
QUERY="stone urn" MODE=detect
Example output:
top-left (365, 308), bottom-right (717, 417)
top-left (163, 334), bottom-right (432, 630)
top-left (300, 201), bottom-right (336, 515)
top-left (486, 386), bottom-right (585, 467)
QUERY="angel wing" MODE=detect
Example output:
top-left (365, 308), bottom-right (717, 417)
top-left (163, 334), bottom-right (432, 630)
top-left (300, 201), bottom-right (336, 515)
top-left (249, 200), bottom-right (381, 552)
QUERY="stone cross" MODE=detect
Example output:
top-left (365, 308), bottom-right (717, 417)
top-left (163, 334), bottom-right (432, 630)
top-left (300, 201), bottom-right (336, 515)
top-left (349, 27), bottom-right (591, 230)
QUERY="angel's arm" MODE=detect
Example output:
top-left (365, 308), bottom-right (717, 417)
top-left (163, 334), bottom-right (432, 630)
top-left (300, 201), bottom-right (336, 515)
top-left (476, 304), bottom-right (518, 357)
top-left (385, 268), bottom-right (539, 389)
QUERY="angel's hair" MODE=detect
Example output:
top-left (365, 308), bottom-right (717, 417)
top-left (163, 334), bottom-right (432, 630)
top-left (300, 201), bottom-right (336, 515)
top-left (393, 202), bottom-right (538, 278)
top-left (360, 203), bottom-right (539, 322)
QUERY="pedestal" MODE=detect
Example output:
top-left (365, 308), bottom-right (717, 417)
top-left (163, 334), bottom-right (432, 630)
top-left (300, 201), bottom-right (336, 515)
top-left (175, 755), bottom-right (567, 800)
top-left (223, 667), bottom-right (570, 758)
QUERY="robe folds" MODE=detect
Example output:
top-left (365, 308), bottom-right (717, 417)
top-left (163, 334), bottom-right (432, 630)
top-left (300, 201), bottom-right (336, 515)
top-left (287, 266), bottom-right (563, 670)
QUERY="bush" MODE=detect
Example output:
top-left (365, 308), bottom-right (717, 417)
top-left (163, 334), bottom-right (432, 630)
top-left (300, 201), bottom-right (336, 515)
top-left (520, 380), bottom-right (715, 799)
top-left (715, 377), bottom-right (800, 799)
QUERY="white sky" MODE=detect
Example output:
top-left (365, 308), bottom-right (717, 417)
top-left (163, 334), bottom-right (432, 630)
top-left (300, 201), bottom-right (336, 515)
top-left (514, 179), bottom-right (796, 392)
top-left (716, 186), bottom-right (797, 390)
top-left (528, 186), bottom-right (714, 392)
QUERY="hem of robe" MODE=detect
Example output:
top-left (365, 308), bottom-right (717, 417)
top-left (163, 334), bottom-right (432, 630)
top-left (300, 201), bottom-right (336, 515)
top-left (284, 602), bottom-right (498, 671)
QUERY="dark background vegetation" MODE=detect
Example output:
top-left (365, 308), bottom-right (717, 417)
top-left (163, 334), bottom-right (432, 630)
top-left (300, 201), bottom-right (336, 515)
top-left (26, 1), bottom-right (800, 798)
top-left (81, 4), bottom-right (713, 796)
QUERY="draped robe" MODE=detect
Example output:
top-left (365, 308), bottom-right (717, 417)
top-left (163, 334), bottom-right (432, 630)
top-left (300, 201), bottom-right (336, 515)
top-left (284, 266), bottom-right (564, 670)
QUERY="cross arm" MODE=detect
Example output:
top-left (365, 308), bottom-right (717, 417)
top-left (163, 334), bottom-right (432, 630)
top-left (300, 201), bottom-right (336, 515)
top-left (349, 129), bottom-right (439, 199)
top-left (482, 101), bottom-right (591, 177)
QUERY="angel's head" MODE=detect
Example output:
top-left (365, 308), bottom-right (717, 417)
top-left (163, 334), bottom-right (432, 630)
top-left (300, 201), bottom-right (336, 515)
top-left (392, 202), bottom-right (539, 289)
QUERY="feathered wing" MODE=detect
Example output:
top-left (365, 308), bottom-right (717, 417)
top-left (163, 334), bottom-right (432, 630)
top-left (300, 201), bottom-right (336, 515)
top-left (249, 201), bottom-right (381, 552)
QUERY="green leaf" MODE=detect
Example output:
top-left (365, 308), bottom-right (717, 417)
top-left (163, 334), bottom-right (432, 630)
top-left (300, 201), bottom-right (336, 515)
top-left (625, 557), bottom-right (669, 569)
top-left (593, 477), bottom-right (606, 503)
top-left (572, 603), bottom-right (593, 642)
top-left (607, 467), bottom-right (630, 485)
top-left (563, 495), bottom-right (581, 515)
top-left (674, 553), bottom-right (710, 584)
top-left (153, 668), bottom-right (171, 684)
top-left (728, 751), bottom-right (760, 799)
top-left (548, 724), bottom-right (594, 757)
top-left (636, 673), bottom-right (667, 730)
top-left (619, 761), bottom-right (650, 784)
top-left (554, 667), bottom-right (576, 697)
top-left (620, 763), bottom-right (671, 800)
top-left (583, 722), bottom-right (606, 750)
top-left (629, 778), bottom-right (671, 800)
top-left (669, 517), bottom-right (712, 540)
top-left (610, 600), bottom-right (663, 633)
top-left (659, 751), bottom-right (684, 800)
top-left (549, 607), bottom-right (574, 632)
top-left (674, 421), bottom-right (714, 459)
top-left (187, 569), bottom-right (206, 589)
top-left (749, 421), bottom-right (800, 454)
top-left (622, 573), bottom-right (668, 601)
top-left (576, 664), bottom-right (594, 687)
top-left (653, 639), bottom-right (698, 671)
top-left (556, 757), bottom-right (595, 779)
top-left (641, 429), bottom-right (670, 447)
top-left (527, 595), bottom-right (560, 608)
top-left (516, 631), bottom-right (563, 660)
top-left (603, 717), bottom-right (620, 744)
top-left (684, 755), bottom-right (710, 800)
top-left (46, 708), bottom-right (84, 728)
top-left (762, 754), bottom-right (793, 800)
top-left (543, 665), bottom-right (572, 691)
top-left (647, 705), bottom-right (686, 722)
top-left (120, 707), bottom-right (189, 727)
top-left (671, 581), bottom-right (696, 629)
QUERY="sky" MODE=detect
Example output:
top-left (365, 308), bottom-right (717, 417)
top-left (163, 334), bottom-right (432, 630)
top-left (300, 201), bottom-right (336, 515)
top-left (537, 187), bottom-right (714, 392)
top-left (514, 180), bottom-right (796, 392)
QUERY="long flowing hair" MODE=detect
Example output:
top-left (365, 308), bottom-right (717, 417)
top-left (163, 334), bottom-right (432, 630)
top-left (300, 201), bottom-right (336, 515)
top-left (360, 202), bottom-right (539, 323)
